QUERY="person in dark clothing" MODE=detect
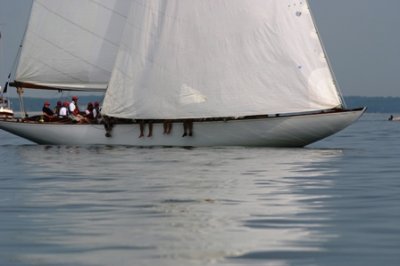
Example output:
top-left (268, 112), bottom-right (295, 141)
top-left (42, 101), bottom-right (55, 121)
top-left (85, 102), bottom-right (94, 121)
top-left (93, 101), bottom-right (101, 121)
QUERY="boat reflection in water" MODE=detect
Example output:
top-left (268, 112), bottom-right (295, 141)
top-left (7, 145), bottom-right (342, 265)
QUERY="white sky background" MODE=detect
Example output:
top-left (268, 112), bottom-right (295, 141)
top-left (0, 0), bottom-right (399, 97)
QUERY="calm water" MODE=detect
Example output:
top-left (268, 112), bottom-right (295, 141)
top-left (0, 113), bottom-right (399, 266)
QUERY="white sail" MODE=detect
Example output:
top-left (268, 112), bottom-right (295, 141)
top-left (15, 0), bottom-right (131, 91)
top-left (102, 0), bottom-right (343, 119)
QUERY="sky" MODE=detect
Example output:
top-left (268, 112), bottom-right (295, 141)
top-left (0, 0), bottom-right (399, 97)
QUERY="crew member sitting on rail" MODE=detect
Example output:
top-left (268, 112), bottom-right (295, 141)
top-left (182, 119), bottom-right (193, 137)
top-left (139, 120), bottom-right (153, 138)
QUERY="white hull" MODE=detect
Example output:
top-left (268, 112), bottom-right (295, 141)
top-left (0, 108), bottom-right (365, 147)
top-left (0, 107), bottom-right (14, 118)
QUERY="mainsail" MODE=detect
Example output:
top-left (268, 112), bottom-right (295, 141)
top-left (14, 0), bottom-right (131, 91)
top-left (102, 0), bottom-right (344, 119)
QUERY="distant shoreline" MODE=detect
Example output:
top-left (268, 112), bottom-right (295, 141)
top-left (344, 96), bottom-right (400, 113)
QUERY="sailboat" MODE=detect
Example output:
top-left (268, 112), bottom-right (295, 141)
top-left (0, 89), bottom-right (14, 119)
top-left (0, 29), bottom-right (14, 119)
top-left (0, 0), bottom-right (365, 147)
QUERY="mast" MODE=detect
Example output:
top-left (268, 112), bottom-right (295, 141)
top-left (0, 27), bottom-right (5, 96)
top-left (2, 3), bottom-right (32, 117)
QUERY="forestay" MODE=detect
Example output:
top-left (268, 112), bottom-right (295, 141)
top-left (15, 0), bottom-right (131, 91)
top-left (102, 0), bottom-right (343, 119)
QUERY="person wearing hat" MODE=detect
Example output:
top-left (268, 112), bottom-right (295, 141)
top-left (59, 101), bottom-right (70, 118)
top-left (84, 102), bottom-right (94, 120)
top-left (69, 96), bottom-right (88, 123)
top-left (69, 96), bottom-right (80, 116)
top-left (42, 101), bottom-right (55, 121)
top-left (93, 101), bottom-right (102, 123)
top-left (54, 100), bottom-right (62, 117)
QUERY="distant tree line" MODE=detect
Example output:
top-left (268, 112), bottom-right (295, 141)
top-left (6, 96), bottom-right (400, 113)
top-left (344, 96), bottom-right (400, 113)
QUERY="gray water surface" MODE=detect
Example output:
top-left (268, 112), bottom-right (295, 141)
top-left (0, 113), bottom-right (399, 266)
